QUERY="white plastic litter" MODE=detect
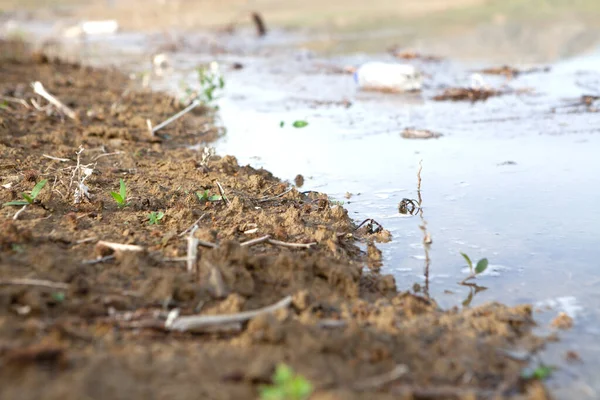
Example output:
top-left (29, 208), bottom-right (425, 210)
top-left (354, 62), bottom-right (422, 92)
top-left (63, 20), bottom-right (119, 38)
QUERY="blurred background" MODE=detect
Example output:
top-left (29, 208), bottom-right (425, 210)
top-left (2, 0), bottom-right (600, 62)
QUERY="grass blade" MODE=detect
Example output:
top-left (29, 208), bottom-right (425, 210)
top-left (30, 179), bottom-right (48, 199)
top-left (110, 192), bottom-right (123, 204)
top-left (119, 179), bottom-right (127, 200)
top-left (3, 200), bottom-right (29, 207)
top-left (460, 252), bottom-right (473, 273)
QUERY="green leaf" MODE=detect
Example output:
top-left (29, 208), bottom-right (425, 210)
top-left (110, 192), bottom-right (123, 204)
top-left (119, 179), bottom-right (127, 200)
top-left (3, 200), bottom-right (29, 207)
top-left (51, 292), bottom-right (65, 302)
top-left (196, 190), bottom-right (209, 201)
top-left (289, 377), bottom-right (313, 399)
top-left (521, 365), bottom-right (553, 380)
top-left (292, 120), bottom-right (308, 128)
top-left (460, 252), bottom-right (473, 273)
top-left (218, 76), bottom-right (225, 89)
top-left (21, 193), bottom-right (34, 204)
top-left (280, 121), bottom-right (285, 128)
top-left (273, 364), bottom-right (294, 385)
top-left (208, 195), bottom-right (222, 201)
top-left (475, 258), bottom-right (489, 274)
top-left (259, 386), bottom-right (285, 400)
top-left (156, 212), bottom-right (164, 219)
top-left (30, 179), bottom-right (48, 199)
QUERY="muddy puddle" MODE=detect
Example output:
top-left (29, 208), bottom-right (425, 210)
top-left (2, 7), bottom-right (600, 399)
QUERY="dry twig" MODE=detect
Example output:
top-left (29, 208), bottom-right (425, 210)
top-left (166, 295), bottom-right (292, 332)
top-left (353, 365), bottom-right (409, 391)
top-left (31, 81), bottom-right (77, 120)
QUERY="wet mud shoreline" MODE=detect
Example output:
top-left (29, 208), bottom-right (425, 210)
top-left (0, 40), bottom-right (550, 399)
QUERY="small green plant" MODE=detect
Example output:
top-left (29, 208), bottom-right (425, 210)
top-left (148, 211), bottom-right (165, 225)
top-left (51, 292), bottom-right (66, 303)
top-left (198, 64), bottom-right (225, 104)
top-left (292, 120), bottom-right (308, 128)
top-left (3, 179), bottom-right (48, 207)
top-left (260, 364), bottom-right (313, 400)
top-left (460, 252), bottom-right (488, 283)
top-left (280, 121), bottom-right (285, 127)
top-left (110, 179), bottom-right (129, 208)
top-left (521, 363), bottom-right (553, 380)
top-left (195, 190), bottom-right (222, 202)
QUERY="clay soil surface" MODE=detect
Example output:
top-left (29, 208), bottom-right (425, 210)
top-left (0, 40), bottom-right (550, 400)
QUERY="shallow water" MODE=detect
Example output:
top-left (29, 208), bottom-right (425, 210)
top-left (5, 17), bottom-right (600, 397)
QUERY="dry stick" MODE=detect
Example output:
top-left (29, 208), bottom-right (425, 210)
top-left (215, 181), bottom-right (231, 206)
top-left (146, 119), bottom-right (153, 137)
top-left (258, 186), bottom-right (294, 202)
top-left (178, 213), bottom-right (206, 237)
top-left (352, 364), bottom-right (409, 391)
top-left (152, 99), bottom-right (200, 134)
top-left (268, 238), bottom-right (315, 249)
top-left (42, 154), bottom-right (70, 162)
top-left (31, 81), bottom-right (77, 120)
top-left (240, 235), bottom-right (316, 249)
top-left (0, 278), bottom-right (70, 290)
top-left (12, 205), bottom-right (27, 220)
top-left (166, 295), bottom-right (292, 332)
top-left (198, 239), bottom-right (218, 249)
top-left (416, 160), bottom-right (431, 298)
top-left (92, 151), bottom-right (123, 161)
top-left (240, 235), bottom-right (270, 247)
top-left (0, 95), bottom-right (30, 109)
top-left (96, 241), bottom-right (145, 252)
top-left (186, 225), bottom-right (199, 273)
top-left (82, 255), bottom-right (116, 265)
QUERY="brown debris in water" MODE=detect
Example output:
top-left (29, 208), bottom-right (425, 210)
top-left (477, 65), bottom-right (551, 79)
top-left (433, 87), bottom-right (503, 102)
top-left (0, 41), bottom-right (551, 399)
top-left (391, 49), bottom-right (443, 62)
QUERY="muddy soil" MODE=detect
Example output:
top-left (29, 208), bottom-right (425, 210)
top-left (0, 40), bottom-right (550, 399)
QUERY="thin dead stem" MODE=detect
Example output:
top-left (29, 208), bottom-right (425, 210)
top-left (417, 160), bottom-right (431, 297)
top-left (353, 365), bottom-right (409, 391)
top-left (166, 295), bottom-right (292, 332)
top-left (215, 181), bottom-right (231, 206)
top-left (31, 81), bottom-right (77, 120)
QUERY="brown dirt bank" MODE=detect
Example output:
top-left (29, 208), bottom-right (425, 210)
top-left (0, 40), bottom-right (550, 399)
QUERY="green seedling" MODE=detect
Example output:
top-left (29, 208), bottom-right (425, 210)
top-left (521, 364), bottom-right (554, 380)
top-left (195, 190), bottom-right (222, 202)
top-left (460, 252), bottom-right (488, 283)
top-left (292, 120), bottom-right (308, 128)
top-left (3, 179), bottom-right (48, 207)
top-left (51, 292), bottom-right (65, 303)
top-left (148, 211), bottom-right (165, 225)
top-left (260, 364), bottom-right (313, 400)
top-left (280, 121), bottom-right (285, 127)
top-left (110, 179), bottom-right (129, 208)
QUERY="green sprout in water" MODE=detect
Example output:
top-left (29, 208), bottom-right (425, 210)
top-left (3, 179), bottom-right (48, 207)
top-left (260, 364), bottom-right (313, 400)
top-left (521, 363), bottom-right (554, 381)
top-left (292, 120), bottom-right (308, 128)
top-left (196, 190), bottom-right (222, 202)
top-left (148, 211), bottom-right (165, 225)
top-left (110, 179), bottom-right (129, 208)
top-left (460, 252), bottom-right (488, 284)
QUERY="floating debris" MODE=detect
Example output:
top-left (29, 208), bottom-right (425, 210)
top-left (391, 49), bottom-right (442, 62)
top-left (433, 87), bottom-right (502, 102)
top-left (477, 65), bottom-right (551, 79)
top-left (401, 128), bottom-right (442, 140)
